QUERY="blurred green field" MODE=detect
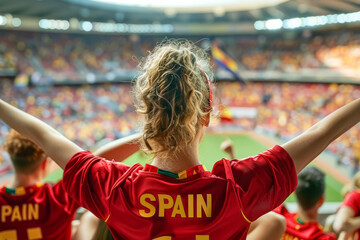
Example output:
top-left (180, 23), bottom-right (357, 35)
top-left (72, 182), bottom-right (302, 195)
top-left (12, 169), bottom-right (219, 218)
top-left (45, 134), bottom-right (344, 202)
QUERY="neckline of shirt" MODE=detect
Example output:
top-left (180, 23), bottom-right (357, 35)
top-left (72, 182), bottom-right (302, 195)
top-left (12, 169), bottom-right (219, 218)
top-left (143, 164), bottom-right (207, 179)
top-left (2, 182), bottom-right (43, 196)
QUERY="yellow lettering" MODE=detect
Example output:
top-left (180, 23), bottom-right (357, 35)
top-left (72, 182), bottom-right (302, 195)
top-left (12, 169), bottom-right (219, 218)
top-left (139, 194), bottom-right (156, 218)
top-left (152, 235), bottom-right (209, 240)
top-left (196, 236), bottom-right (209, 240)
top-left (11, 206), bottom-right (21, 222)
top-left (0, 230), bottom-right (17, 240)
top-left (22, 205), bottom-right (27, 221)
top-left (196, 194), bottom-right (212, 218)
top-left (171, 195), bottom-right (186, 218)
top-left (1, 206), bottom-right (12, 223)
top-left (27, 227), bottom-right (42, 240)
top-left (281, 233), bottom-right (298, 240)
top-left (28, 204), bottom-right (39, 221)
top-left (158, 194), bottom-right (174, 217)
top-left (188, 194), bottom-right (194, 218)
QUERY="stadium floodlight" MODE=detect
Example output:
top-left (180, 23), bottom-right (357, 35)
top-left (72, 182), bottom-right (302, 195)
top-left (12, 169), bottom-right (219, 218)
top-left (303, 16), bottom-right (317, 27)
top-left (93, 22), bottom-right (116, 32)
top-left (283, 18), bottom-right (302, 29)
top-left (337, 14), bottom-right (346, 24)
top-left (327, 14), bottom-right (338, 24)
top-left (0, 15), bottom-right (7, 25)
top-left (39, 19), bottom-right (50, 29)
top-left (254, 20), bottom-right (265, 30)
top-left (80, 21), bottom-right (93, 32)
top-left (12, 18), bottom-right (21, 27)
top-left (255, 10), bottom-right (360, 31)
top-left (345, 12), bottom-right (360, 23)
top-left (317, 16), bottom-right (328, 25)
top-left (39, 19), bottom-right (70, 30)
top-left (59, 20), bottom-right (70, 30)
top-left (265, 19), bottom-right (282, 30)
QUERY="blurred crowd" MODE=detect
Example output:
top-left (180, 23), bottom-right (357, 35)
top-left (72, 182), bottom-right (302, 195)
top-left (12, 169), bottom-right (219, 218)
top-left (1, 79), bottom-right (359, 173)
top-left (0, 31), bottom-right (147, 83)
top-left (1, 30), bottom-right (360, 83)
top-left (0, 79), bottom-right (137, 151)
top-left (217, 81), bottom-right (360, 173)
top-left (216, 30), bottom-right (360, 74)
top-left (1, 28), bottom-right (360, 173)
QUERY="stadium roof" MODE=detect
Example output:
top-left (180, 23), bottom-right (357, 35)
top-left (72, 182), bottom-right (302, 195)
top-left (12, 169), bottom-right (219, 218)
top-left (1, 0), bottom-right (360, 24)
top-left (87, 0), bottom-right (289, 12)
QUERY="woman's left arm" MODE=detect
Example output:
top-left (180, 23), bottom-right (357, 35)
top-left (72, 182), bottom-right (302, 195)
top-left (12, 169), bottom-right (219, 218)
top-left (0, 99), bottom-right (83, 169)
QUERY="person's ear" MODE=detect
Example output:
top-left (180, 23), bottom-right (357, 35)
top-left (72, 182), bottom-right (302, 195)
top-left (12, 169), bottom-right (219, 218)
top-left (40, 157), bottom-right (48, 170)
top-left (41, 157), bottom-right (51, 176)
top-left (201, 112), bottom-right (210, 127)
top-left (317, 195), bottom-right (325, 207)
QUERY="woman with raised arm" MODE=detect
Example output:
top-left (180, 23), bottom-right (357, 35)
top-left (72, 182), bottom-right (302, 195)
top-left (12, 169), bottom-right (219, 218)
top-left (1, 40), bottom-right (360, 240)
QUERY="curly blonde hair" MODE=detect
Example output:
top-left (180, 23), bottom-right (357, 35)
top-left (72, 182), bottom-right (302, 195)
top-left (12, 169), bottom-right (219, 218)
top-left (4, 129), bottom-right (46, 173)
top-left (133, 39), bottom-right (213, 157)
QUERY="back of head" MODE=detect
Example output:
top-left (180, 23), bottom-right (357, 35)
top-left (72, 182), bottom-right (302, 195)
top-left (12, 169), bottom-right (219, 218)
top-left (295, 167), bottom-right (325, 210)
top-left (342, 171), bottom-right (360, 198)
top-left (352, 171), bottom-right (360, 189)
top-left (4, 129), bottom-right (45, 174)
top-left (133, 39), bottom-right (213, 157)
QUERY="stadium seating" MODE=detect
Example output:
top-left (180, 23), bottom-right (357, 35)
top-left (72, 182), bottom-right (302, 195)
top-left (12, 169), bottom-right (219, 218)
top-left (1, 30), bottom-right (360, 83)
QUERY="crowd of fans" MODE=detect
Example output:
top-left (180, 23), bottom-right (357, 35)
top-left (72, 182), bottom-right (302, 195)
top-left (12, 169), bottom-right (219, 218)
top-left (1, 29), bottom-right (360, 83)
top-left (1, 78), bottom-right (359, 173)
top-left (0, 79), bottom-right (137, 151)
top-left (1, 28), bottom-right (360, 173)
top-left (216, 81), bottom-right (360, 173)
top-left (0, 31), bottom-right (145, 83)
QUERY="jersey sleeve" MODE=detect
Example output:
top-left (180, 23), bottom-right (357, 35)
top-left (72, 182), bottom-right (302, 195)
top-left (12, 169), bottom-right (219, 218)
top-left (317, 233), bottom-right (337, 240)
top-left (52, 180), bottom-right (79, 215)
top-left (62, 151), bottom-right (131, 220)
top-left (342, 191), bottom-right (360, 216)
top-left (230, 145), bottom-right (297, 221)
top-left (272, 204), bottom-right (288, 216)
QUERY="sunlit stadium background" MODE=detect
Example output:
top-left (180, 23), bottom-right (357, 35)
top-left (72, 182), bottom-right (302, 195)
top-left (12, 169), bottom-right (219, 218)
top-left (1, 0), bottom-right (360, 225)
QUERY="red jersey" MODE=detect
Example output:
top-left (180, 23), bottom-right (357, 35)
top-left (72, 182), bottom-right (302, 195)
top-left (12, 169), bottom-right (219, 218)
top-left (341, 190), bottom-right (360, 239)
top-left (0, 181), bottom-right (79, 240)
top-left (274, 205), bottom-right (336, 240)
top-left (63, 145), bottom-right (297, 240)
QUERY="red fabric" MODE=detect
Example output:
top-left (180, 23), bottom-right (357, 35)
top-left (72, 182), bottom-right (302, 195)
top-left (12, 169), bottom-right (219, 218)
top-left (343, 190), bottom-right (360, 216)
top-left (63, 145), bottom-right (297, 240)
top-left (341, 190), bottom-right (360, 239)
top-left (274, 205), bottom-right (336, 240)
top-left (0, 181), bottom-right (79, 240)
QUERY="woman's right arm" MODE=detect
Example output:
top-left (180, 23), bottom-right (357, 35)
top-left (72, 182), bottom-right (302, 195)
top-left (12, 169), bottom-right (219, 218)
top-left (0, 99), bottom-right (83, 169)
top-left (93, 132), bottom-right (141, 161)
top-left (282, 98), bottom-right (360, 173)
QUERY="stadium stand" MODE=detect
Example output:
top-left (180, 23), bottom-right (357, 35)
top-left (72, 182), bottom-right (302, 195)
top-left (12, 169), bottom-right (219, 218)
top-left (1, 77), bottom-right (359, 174)
top-left (1, 29), bottom-right (360, 84)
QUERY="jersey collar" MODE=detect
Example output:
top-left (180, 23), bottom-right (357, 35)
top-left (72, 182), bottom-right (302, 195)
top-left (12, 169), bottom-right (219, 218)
top-left (143, 164), bottom-right (207, 179)
top-left (2, 182), bottom-right (43, 196)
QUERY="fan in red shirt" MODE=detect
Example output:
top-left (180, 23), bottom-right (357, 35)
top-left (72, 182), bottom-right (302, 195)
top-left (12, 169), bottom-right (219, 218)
top-left (0, 130), bottom-right (79, 240)
top-left (333, 189), bottom-right (360, 239)
top-left (1, 39), bottom-right (360, 239)
top-left (274, 167), bottom-right (336, 240)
